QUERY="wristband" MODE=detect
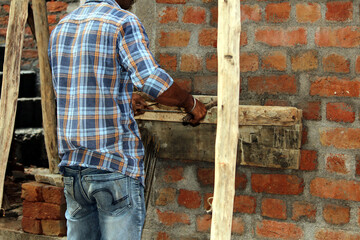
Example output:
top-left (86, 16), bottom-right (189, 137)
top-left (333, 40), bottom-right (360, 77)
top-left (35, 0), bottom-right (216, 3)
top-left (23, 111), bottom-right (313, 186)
top-left (188, 96), bottom-right (197, 113)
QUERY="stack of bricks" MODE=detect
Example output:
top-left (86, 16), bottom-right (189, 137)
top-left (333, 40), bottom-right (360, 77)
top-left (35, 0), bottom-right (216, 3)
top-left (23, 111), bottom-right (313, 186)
top-left (21, 182), bottom-right (66, 236)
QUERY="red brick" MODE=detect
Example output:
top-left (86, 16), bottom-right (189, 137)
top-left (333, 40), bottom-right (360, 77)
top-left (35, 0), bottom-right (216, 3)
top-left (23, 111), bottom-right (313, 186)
top-left (210, 7), bottom-right (217, 24)
top-left (158, 53), bottom-right (177, 72)
top-left (41, 219), bottom-right (66, 236)
top-left (159, 7), bottom-right (178, 24)
top-left (240, 31), bottom-right (247, 46)
top-left (196, 214), bottom-right (211, 232)
top-left (262, 51), bottom-right (286, 71)
top-left (156, 209), bottom-right (190, 226)
top-left (2, 5), bottom-right (10, 13)
top-left (42, 185), bottom-right (65, 205)
top-left (196, 215), bottom-right (244, 234)
top-left (326, 102), bottom-right (355, 123)
top-left (266, 2), bottom-right (291, 23)
top-left (21, 182), bottom-right (45, 202)
top-left (231, 217), bottom-right (245, 235)
top-left (206, 54), bottom-right (217, 72)
top-left (157, 232), bottom-right (171, 240)
top-left (241, 4), bottom-right (261, 22)
top-left (300, 150), bottom-right (317, 171)
top-left (183, 7), bottom-right (205, 24)
top-left (315, 229), bottom-right (360, 240)
top-left (255, 28), bottom-right (307, 47)
top-left (22, 49), bottom-right (38, 59)
top-left (356, 155), bottom-right (360, 176)
top-left (323, 204), bottom-right (350, 225)
top-left (291, 50), bottom-right (318, 72)
top-left (163, 167), bottom-right (184, 183)
top-left (326, 2), bottom-right (353, 22)
top-left (155, 188), bottom-right (176, 206)
top-left (23, 38), bottom-right (36, 48)
top-left (199, 28), bottom-right (217, 47)
top-left (256, 220), bottom-right (303, 240)
top-left (261, 198), bottom-right (287, 219)
top-left (292, 201), bottom-right (316, 222)
top-left (310, 177), bottom-right (360, 201)
top-left (47, 1), bottom-right (68, 12)
top-left (156, 0), bottom-right (186, 4)
top-left (180, 54), bottom-right (202, 72)
top-left (356, 56), bottom-right (360, 73)
top-left (0, 28), bottom-right (7, 37)
top-left (297, 101), bottom-right (321, 120)
top-left (178, 189), bottom-right (201, 209)
top-left (234, 195), bottom-right (256, 214)
top-left (23, 201), bottom-right (66, 220)
top-left (315, 27), bottom-right (360, 48)
top-left (159, 30), bottom-right (191, 47)
top-left (320, 128), bottom-right (360, 149)
top-left (240, 52), bottom-right (258, 72)
top-left (197, 168), bottom-right (246, 189)
top-left (193, 75), bottom-right (217, 95)
top-left (248, 75), bottom-right (297, 94)
top-left (174, 78), bottom-right (191, 92)
top-left (310, 77), bottom-right (360, 97)
top-left (323, 54), bottom-right (350, 73)
top-left (296, 3), bottom-right (321, 23)
top-left (252, 174), bottom-right (304, 195)
top-left (47, 15), bottom-right (57, 24)
top-left (0, 16), bottom-right (8, 26)
top-left (302, 126), bottom-right (308, 146)
top-left (326, 154), bottom-right (350, 174)
top-left (264, 99), bottom-right (289, 106)
top-left (22, 217), bottom-right (42, 234)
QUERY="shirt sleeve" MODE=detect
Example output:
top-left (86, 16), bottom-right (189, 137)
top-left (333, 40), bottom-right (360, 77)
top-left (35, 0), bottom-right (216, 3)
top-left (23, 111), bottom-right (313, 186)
top-left (118, 16), bottom-right (173, 99)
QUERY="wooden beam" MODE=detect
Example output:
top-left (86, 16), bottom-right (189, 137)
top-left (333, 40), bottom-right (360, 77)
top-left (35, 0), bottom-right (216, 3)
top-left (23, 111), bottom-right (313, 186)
top-left (0, 0), bottom-right (29, 209)
top-left (32, 0), bottom-right (59, 174)
top-left (210, 0), bottom-right (240, 238)
top-left (136, 100), bottom-right (301, 126)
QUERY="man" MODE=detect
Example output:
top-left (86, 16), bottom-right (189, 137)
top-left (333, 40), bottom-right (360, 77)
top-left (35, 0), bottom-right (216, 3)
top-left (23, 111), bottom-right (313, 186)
top-left (48, 0), bottom-right (207, 239)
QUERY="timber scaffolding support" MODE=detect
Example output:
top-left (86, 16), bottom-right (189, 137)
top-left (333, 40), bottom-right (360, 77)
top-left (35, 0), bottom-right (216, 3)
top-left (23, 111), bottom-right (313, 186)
top-left (211, 0), bottom-right (241, 238)
top-left (0, 0), bottom-right (59, 212)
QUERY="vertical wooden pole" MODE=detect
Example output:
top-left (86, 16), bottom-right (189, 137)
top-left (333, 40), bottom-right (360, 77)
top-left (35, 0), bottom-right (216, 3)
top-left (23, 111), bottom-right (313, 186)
top-left (0, 0), bottom-right (29, 209)
top-left (210, 0), bottom-right (241, 238)
top-left (32, 0), bottom-right (59, 174)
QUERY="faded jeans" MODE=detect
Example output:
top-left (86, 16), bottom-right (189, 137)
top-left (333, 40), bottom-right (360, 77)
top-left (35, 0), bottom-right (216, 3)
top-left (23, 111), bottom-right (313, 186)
top-left (62, 166), bottom-right (146, 240)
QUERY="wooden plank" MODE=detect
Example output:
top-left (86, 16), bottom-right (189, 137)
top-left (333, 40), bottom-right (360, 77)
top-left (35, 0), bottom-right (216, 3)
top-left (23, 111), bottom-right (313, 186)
top-left (0, 0), bottom-right (29, 209)
top-left (138, 121), bottom-right (301, 169)
top-left (32, 0), bottom-right (59, 174)
top-left (136, 103), bottom-right (302, 126)
top-left (210, 0), bottom-right (240, 237)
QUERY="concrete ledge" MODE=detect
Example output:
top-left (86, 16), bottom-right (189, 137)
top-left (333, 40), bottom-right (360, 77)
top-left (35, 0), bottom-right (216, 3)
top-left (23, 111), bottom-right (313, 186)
top-left (0, 218), bottom-right (66, 240)
top-left (31, 168), bottom-right (63, 187)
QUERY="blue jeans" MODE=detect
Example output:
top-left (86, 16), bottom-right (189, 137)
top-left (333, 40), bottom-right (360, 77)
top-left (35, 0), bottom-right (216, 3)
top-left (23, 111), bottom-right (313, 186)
top-left (62, 167), bottom-right (146, 240)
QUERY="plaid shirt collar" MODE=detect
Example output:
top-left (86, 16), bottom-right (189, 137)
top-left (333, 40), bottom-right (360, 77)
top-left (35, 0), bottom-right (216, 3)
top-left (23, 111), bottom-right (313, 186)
top-left (85, 0), bottom-right (120, 8)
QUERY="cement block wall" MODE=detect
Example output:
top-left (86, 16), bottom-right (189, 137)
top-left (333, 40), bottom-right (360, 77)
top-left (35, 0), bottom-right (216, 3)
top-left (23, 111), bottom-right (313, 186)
top-left (0, 0), bottom-right (360, 239)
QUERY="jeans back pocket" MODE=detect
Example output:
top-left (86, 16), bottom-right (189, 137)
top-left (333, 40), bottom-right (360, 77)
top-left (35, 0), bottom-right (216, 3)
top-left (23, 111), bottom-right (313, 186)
top-left (83, 173), bottom-right (132, 216)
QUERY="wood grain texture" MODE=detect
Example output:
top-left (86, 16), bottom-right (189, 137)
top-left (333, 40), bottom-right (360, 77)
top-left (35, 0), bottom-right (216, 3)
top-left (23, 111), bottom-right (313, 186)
top-left (211, 0), bottom-right (241, 238)
top-left (32, 0), bottom-right (59, 174)
top-left (0, 0), bottom-right (29, 209)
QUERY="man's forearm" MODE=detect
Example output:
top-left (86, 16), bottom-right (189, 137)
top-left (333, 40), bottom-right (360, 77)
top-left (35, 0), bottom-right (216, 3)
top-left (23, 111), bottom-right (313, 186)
top-left (155, 82), bottom-right (194, 112)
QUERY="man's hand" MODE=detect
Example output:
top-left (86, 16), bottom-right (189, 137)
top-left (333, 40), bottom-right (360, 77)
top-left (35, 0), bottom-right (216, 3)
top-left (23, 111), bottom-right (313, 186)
top-left (187, 98), bottom-right (207, 125)
top-left (132, 93), bottom-right (150, 116)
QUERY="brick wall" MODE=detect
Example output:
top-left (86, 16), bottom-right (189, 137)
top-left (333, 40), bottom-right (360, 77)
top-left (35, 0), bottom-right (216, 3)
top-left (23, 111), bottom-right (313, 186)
top-left (2, 0), bottom-right (360, 239)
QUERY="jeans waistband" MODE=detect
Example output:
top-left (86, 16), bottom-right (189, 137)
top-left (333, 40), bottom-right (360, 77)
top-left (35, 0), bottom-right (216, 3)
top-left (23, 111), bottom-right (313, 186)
top-left (63, 166), bottom-right (111, 175)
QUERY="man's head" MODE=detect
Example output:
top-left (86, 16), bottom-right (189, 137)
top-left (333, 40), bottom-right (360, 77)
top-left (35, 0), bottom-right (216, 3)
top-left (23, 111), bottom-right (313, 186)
top-left (116, 0), bottom-right (135, 10)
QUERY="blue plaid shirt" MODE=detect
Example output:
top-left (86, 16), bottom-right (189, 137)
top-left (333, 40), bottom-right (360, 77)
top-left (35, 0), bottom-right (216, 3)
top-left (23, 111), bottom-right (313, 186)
top-left (48, 0), bottom-right (173, 185)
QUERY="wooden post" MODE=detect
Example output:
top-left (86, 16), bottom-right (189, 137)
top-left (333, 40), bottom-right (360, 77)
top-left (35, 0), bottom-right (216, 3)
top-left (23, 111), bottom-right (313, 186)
top-left (32, 0), bottom-right (59, 174)
top-left (210, 0), bottom-right (240, 238)
top-left (0, 0), bottom-right (29, 209)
